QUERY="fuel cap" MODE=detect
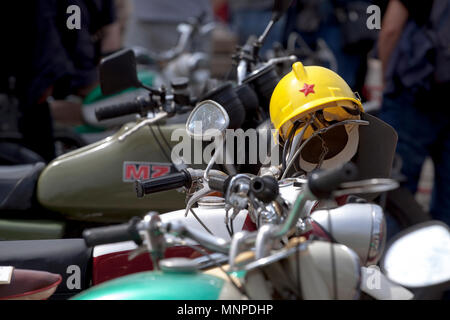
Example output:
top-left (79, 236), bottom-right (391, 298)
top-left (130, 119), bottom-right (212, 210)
top-left (159, 258), bottom-right (198, 273)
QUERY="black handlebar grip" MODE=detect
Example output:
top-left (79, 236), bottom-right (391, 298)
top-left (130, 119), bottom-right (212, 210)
top-left (95, 96), bottom-right (148, 121)
top-left (250, 176), bottom-right (279, 203)
top-left (83, 217), bottom-right (142, 247)
top-left (308, 163), bottom-right (358, 199)
top-left (208, 175), bottom-right (230, 193)
top-left (135, 170), bottom-right (192, 198)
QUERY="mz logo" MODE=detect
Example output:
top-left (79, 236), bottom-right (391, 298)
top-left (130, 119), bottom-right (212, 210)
top-left (123, 162), bottom-right (172, 182)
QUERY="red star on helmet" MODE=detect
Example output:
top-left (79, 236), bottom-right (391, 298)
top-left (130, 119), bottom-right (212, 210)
top-left (300, 83), bottom-right (315, 97)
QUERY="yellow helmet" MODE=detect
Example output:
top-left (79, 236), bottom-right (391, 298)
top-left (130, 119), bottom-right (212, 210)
top-left (270, 62), bottom-right (366, 173)
top-left (270, 62), bottom-right (364, 142)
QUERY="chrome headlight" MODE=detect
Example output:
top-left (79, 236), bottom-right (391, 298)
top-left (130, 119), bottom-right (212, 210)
top-left (311, 203), bottom-right (386, 266)
top-left (367, 204), bottom-right (386, 265)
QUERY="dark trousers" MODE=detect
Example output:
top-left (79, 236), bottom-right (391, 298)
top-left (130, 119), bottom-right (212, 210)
top-left (379, 89), bottom-right (450, 226)
top-left (19, 101), bottom-right (56, 163)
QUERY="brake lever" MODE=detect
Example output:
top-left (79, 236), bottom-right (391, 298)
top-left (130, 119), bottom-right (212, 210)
top-left (267, 55), bottom-right (297, 66)
top-left (184, 185), bottom-right (212, 217)
top-left (332, 178), bottom-right (399, 197)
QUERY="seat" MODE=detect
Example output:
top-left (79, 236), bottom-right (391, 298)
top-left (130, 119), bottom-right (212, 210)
top-left (0, 269), bottom-right (62, 300)
top-left (0, 162), bottom-right (45, 210)
top-left (0, 239), bottom-right (92, 300)
top-left (0, 142), bottom-right (46, 165)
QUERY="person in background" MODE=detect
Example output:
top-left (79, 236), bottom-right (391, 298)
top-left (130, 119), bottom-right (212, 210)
top-left (124, 0), bottom-right (213, 54)
top-left (378, 0), bottom-right (450, 226)
top-left (283, 0), bottom-right (377, 96)
top-left (114, 0), bottom-right (133, 45)
top-left (49, 0), bottom-right (122, 126)
top-left (1, 1), bottom-right (120, 162)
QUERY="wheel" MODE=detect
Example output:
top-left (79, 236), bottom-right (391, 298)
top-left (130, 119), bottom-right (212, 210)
top-left (385, 186), bottom-right (432, 228)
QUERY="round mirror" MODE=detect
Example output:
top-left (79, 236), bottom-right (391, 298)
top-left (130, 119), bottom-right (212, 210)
top-left (186, 100), bottom-right (230, 140)
top-left (381, 221), bottom-right (450, 288)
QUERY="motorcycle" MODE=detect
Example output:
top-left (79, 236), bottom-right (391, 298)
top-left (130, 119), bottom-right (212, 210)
top-left (0, 267), bottom-right (61, 300)
top-left (70, 120), bottom-right (448, 301)
top-left (0, 0), bottom-right (297, 240)
top-left (380, 221), bottom-right (450, 300)
top-left (80, 14), bottom-right (215, 135)
top-left (1, 1), bottom-right (411, 300)
top-left (0, 55), bottom-right (195, 240)
top-left (0, 94), bottom-right (399, 299)
top-left (72, 162), bottom-right (422, 300)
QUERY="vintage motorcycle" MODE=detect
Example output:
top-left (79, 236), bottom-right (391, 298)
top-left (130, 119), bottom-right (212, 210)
top-left (0, 97), bottom-right (399, 299)
top-left (2, 218), bottom-right (447, 300)
top-left (72, 208), bottom-right (449, 300)
top-left (70, 154), bottom-right (442, 300)
top-left (1, 0), bottom-right (424, 300)
top-left (68, 100), bottom-right (447, 300)
top-left (0, 65), bottom-right (193, 240)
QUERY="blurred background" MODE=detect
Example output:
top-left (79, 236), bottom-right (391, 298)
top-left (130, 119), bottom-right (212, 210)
top-left (0, 0), bottom-right (447, 222)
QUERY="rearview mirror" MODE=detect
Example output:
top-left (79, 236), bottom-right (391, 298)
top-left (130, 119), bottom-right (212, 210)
top-left (186, 100), bottom-right (230, 140)
top-left (100, 49), bottom-right (141, 95)
top-left (381, 221), bottom-right (450, 288)
top-left (272, 0), bottom-right (293, 22)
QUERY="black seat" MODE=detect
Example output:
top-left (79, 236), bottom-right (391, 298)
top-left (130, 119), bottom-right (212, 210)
top-left (0, 239), bottom-right (92, 300)
top-left (0, 162), bottom-right (45, 210)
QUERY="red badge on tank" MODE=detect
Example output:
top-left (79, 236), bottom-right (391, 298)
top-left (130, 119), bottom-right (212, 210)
top-left (123, 162), bottom-right (172, 182)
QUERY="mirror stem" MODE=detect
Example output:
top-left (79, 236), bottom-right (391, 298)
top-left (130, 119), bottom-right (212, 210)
top-left (257, 20), bottom-right (275, 50)
top-left (141, 83), bottom-right (162, 96)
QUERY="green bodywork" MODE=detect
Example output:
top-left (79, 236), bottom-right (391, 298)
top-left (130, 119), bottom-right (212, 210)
top-left (75, 70), bottom-right (156, 134)
top-left (0, 70), bottom-right (196, 239)
top-left (0, 219), bottom-right (64, 240)
top-left (37, 120), bottom-right (190, 223)
top-left (73, 271), bottom-right (226, 300)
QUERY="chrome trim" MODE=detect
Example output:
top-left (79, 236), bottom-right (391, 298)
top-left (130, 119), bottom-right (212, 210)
top-left (367, 204), bottom-right (386, 265)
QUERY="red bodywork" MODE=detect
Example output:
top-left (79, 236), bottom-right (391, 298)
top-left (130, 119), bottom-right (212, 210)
top-left (92, 198), bottom-right (341, 285)
top-left (92, 246), bottom-right (197, 285)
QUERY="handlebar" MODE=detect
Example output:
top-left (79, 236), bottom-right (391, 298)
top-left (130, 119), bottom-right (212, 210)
top-left (208, 175), bottom-right (229, 193)
top-left (135, 170), bottom-right (192, 198)
top-left (308, 163), bottom-right (358, 199)
top-left (83, 217), bottom-right (142, 247)
top-left (95, 96), bottom-right (151, 121)
top-left (83, 165), bottom-right (361, 256)
top-left (250, 176), bottom-right (279, 203)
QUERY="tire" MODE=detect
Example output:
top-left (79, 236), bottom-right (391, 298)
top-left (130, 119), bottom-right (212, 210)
top-left (385, 186), bottom-right (432, 229)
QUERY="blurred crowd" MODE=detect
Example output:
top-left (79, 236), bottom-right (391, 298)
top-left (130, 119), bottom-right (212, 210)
top-left (0, 0), bottom-right (449, 225)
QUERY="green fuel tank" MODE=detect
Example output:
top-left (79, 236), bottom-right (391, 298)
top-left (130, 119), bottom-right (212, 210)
top-left (37, 120), bottom-right (188, 223)
top-left (72, 270), bottom-right (243, 300)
